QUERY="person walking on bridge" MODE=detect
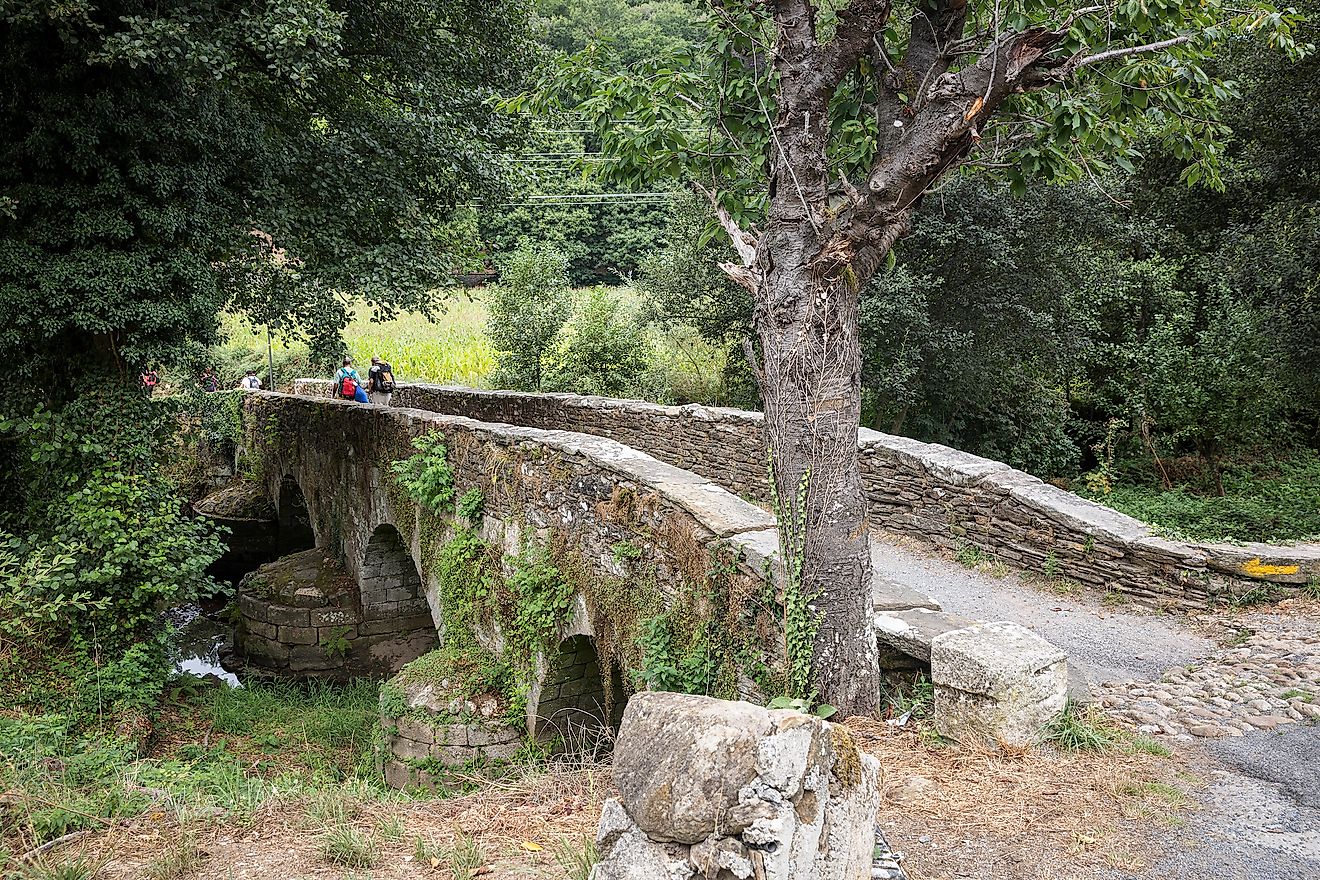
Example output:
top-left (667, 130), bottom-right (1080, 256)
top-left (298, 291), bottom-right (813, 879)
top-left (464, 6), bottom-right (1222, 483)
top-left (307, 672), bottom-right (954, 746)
top-left (367, 355), bottom-right (395, 406)
top-left (334, 356), bottom-right (369, 403)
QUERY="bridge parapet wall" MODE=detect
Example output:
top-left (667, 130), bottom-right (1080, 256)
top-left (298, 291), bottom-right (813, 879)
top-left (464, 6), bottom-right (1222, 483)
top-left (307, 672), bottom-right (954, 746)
top-left (292, 380), bottom-right (1320, 606)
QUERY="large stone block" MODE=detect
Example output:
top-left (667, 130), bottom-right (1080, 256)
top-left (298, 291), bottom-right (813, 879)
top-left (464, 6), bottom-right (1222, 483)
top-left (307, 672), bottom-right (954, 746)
top-left (931, 621), bottom-right (1067, 748)
top-left (596, 692), bottom-right (887, 880)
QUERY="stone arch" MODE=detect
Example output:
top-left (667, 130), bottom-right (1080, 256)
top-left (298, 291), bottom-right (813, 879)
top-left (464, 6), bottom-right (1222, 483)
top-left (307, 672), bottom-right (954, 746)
top-left (277, 475), bottom-right (315, 555)
top-left (532, 634), bottom-right (625, 757)
top-left (360, 523), bottom-right (426, 625)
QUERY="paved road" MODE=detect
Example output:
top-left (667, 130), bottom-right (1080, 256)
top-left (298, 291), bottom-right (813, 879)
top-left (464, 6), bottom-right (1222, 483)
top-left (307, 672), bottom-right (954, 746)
top-left (1147, 725), bottom-right (1320, 879)
top-left (869, 535), bottom-right (1320, 880)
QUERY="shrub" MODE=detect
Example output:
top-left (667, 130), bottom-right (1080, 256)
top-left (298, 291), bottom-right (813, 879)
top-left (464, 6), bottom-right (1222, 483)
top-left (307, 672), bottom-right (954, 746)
top-left (486, 244), bottom-right (573, 390)
top-left (543, 287), bottom-right (654, 398)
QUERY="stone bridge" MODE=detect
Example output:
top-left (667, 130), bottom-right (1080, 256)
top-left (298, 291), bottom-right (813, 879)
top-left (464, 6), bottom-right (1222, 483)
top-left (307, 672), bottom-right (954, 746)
top-left (231, 388), bottom-right (788, 786)
top-left (217, 382), bottom-right (1318, 789)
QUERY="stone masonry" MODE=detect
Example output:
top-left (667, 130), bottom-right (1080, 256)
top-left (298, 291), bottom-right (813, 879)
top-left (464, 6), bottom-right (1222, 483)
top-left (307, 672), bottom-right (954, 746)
top-left (591, 692), bottom-right (905, 880)
top-left (232, 546), bottom-right (437, 680)
top-left (291, 379), bottom-right (1320, 608)
top-left (240, 390), bottom-right (785, 735)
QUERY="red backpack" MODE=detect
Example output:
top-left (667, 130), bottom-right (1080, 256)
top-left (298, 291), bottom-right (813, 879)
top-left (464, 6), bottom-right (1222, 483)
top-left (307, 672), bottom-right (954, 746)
top-left (338, 373), bottom-right (356, 398)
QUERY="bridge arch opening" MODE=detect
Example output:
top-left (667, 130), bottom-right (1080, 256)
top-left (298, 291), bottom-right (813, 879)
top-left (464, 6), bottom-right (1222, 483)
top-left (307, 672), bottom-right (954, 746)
top-left (360, 523), bottom-right (425, 620)
top-left (277, 476), bottom-right (315, 554)
top-left (535, 634), bottom-right (625, 758)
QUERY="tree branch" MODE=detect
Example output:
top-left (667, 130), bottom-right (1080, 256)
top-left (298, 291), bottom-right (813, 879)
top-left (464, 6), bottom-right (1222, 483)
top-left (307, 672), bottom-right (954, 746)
top-left (694, 183), bottom-right (760, 292)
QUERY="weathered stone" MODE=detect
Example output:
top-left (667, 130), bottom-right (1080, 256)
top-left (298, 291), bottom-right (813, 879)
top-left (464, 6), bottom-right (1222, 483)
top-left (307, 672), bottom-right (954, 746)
top-left (931, 622), bottom-right (1068, 748)
top-left (612, 691), bottom-right (771, 844)
top-left (265, 606), bottom-right (311, 627)
top-left (873, 608), bottom-right (976, 663)
top-left (310, 606), bottom-right (358, 627)
top-left (595, 693), bottom-right (884, 880)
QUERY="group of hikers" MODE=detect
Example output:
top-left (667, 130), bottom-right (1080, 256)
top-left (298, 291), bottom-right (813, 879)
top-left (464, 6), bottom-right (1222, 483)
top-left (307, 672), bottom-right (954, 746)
top-left (332, 355), bottom-right (396, 405)
top-left (140, 355), bottom-right (395, 402)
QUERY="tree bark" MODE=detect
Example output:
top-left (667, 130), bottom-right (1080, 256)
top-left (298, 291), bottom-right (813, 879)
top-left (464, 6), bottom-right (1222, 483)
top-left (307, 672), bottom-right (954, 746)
top-left (757, 247), bottom-right (881, 713)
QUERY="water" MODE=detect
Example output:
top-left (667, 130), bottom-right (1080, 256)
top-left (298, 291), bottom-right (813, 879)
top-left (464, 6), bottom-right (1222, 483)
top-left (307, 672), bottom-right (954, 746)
top-left (166, 601), bottom-right (240, 686)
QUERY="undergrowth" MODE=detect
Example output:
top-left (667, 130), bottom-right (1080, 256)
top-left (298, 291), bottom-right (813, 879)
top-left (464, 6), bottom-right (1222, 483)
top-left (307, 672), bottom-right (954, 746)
top-left (1082, 448), bottom-right (1320, 543)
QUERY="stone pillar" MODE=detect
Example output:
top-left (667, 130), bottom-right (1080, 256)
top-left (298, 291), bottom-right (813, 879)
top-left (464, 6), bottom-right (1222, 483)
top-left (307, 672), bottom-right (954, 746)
top-left (931, 621), bottom-right (1068, 748)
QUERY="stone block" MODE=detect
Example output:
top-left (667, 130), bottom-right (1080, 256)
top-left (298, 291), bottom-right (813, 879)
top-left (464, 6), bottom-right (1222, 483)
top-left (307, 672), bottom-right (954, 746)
top-left (595, 693), bottom-right (884, 880)
top-left (238, 593), bottom-right (268, 619)
top-left (265, 605), bottom-right (311, 627)
top-left (383, 759), bottom-right (413, 790)
top-left (873, 608), bottom-right (975, 663)
top-left (278, 625), bottom-right (319, 646)
top-left (244, 618), bottom-right (277, 640)
top-left (478, 740), bottom-right (522, 762)
top-left (466, 723), bottom-right (520, 747)
top-left (388, 734), bottom-right (432, 761)
top-left (310, 607), bottom-right (358, 627)
top-left (931, 622), bottom-right (1067, 748)
top-left (288, 586), bottom-right (327, 608)
top-left (394, 717), bottom-right (435, 745)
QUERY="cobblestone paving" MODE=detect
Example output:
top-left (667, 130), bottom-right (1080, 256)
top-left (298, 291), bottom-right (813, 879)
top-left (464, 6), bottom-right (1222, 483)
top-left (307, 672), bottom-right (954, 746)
top-left (1097, 618), bottom-right (1320, 740)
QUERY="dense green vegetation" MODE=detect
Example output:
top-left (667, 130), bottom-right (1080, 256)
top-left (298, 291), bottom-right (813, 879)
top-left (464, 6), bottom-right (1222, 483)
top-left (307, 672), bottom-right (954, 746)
top-left (1, 0), bottom-right (1318, 862)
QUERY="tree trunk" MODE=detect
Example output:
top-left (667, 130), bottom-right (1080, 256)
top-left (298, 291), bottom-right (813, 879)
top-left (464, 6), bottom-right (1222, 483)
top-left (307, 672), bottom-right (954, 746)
top-left (756, 232), bottom-right (881, 715)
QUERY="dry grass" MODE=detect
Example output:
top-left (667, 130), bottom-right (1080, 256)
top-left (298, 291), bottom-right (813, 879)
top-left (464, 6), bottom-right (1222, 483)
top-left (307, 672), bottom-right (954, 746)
top-left (847, 715), bottom-right (1198, 880)
top-left (63, 764), bottom-right (612, 880)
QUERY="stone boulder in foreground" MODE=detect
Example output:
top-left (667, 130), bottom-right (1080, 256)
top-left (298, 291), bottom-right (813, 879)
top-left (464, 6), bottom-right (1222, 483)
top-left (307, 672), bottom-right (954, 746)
top-left (592, 691), bottom-right (905, 880)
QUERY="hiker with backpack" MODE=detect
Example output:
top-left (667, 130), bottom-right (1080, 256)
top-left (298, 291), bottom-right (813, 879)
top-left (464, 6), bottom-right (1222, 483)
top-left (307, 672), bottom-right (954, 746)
top-left (333, 356), bottom-right (369, 403)
top-left (239, 368), bottom-right (262, 390)
top-left (367, 355), bottom-right (396, 406)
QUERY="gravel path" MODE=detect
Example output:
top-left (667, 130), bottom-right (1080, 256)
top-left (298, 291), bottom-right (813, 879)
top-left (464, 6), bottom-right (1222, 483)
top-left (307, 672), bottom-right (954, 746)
top-left (869, 534), bottom-right (1213, 684)
top-left (869, 534), bottom-right (1320, 880)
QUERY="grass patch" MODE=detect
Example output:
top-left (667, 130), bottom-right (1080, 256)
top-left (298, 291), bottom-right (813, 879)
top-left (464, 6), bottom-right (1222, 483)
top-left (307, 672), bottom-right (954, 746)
top-left (1045, 704), bottom-right (1119, 752)
top-left (882, 674), bottom-right (935, 721)
top-left (553, 834), bottom-right (599, 880)
top-left (1125, 734), bottom-right (1173, 758)
top-left (0, 680), bottom-right (381, 856)
top-left (318, 823), bottom-right (379, 868)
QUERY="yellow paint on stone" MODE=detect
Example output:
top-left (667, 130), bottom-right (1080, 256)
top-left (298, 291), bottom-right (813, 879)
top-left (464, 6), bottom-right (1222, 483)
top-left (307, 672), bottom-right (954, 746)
top-left (1241, 558), bottom-right (1300, 578)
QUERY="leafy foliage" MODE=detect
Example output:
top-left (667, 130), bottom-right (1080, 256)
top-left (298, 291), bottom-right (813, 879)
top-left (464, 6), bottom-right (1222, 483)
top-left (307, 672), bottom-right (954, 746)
top-left (0, 393), bottom-right (223, 721)
top-left (544, 287), bottom-right (654, 398)
top-left (390, 433), bottom-right (456, 512)
top-left (1, 0), bottom-right (537, 388)
top-left (486, 244), bottom-right (574, 391)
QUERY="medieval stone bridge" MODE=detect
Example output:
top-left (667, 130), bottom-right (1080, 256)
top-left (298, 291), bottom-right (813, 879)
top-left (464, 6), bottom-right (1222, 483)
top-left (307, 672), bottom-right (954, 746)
top-left (218, 381), bottom-right (1319, 788)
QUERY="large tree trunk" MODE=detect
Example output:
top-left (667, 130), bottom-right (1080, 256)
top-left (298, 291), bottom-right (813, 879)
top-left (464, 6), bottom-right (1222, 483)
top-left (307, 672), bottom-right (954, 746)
top-left (757, 249), bottom-right (881, 713)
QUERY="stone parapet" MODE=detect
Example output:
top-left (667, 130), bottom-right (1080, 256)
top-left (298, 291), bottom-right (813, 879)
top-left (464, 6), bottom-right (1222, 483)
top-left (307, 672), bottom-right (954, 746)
top-left (290, 379), bottom-right (1320, 606)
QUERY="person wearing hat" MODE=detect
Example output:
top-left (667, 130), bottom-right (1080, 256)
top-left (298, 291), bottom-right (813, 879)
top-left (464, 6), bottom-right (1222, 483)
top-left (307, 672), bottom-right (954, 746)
top-left (239, 368), bottom-right (262, 390)
top-left (367, 355), bottom-right (396, 406)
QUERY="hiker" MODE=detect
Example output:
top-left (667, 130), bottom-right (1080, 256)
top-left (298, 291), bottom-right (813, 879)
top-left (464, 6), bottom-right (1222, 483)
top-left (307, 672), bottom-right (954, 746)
top-left (141, 366), bottom-right (160, 396)
top-left (239, 368), bottom-right (262, 390)
top-left (367, 355), bottom-right (396, 406)
top-left (334, 356), bottom-right (369, 403)
top-left (199, 365), bottom-right (219, 393)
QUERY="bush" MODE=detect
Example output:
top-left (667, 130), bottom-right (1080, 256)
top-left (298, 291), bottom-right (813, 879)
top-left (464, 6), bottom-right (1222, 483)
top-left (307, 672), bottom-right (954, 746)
top-left (1090, 448), bottom-right (1320, 542)
top-left (543, 287), bottom-right (655, 398)
top-left (486, 244), bottom-right (573, 390)
top-left (0, 392), bottom-right (223, 723)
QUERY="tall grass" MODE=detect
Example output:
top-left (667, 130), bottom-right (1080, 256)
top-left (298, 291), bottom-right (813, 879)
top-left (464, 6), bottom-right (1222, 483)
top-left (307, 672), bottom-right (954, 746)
top-left (217, 296), bottom-right (493, 389)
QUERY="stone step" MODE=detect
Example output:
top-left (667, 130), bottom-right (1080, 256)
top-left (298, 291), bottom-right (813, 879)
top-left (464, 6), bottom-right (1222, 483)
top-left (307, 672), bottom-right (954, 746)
top-left (872, 574), bottom-right (942, 613)
top-left (871, 608), bottom-right (976, 663)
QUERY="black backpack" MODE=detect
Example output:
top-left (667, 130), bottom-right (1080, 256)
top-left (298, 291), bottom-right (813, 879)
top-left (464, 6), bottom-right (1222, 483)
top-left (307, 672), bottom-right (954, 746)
top-left (375, 364), bottom-right (395, 393)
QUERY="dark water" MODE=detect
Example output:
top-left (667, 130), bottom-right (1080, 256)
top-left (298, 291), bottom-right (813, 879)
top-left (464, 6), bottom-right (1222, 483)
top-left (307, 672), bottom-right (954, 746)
top-left (165, 600), bottom-right (240, 686)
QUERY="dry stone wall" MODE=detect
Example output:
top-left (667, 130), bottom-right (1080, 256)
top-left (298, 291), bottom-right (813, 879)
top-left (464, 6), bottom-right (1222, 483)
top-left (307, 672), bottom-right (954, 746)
top-left (292, 380), bottom-right (1320, 606)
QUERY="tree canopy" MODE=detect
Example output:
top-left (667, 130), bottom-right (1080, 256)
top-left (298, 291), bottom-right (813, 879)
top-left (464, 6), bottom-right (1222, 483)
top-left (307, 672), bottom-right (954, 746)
top-left (0, 0), bottom-right (537, 392)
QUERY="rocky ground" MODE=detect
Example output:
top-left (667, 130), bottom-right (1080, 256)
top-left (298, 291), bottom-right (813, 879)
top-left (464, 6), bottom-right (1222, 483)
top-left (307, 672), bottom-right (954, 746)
top-left (872, 533), bottom-right (1320, 880)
